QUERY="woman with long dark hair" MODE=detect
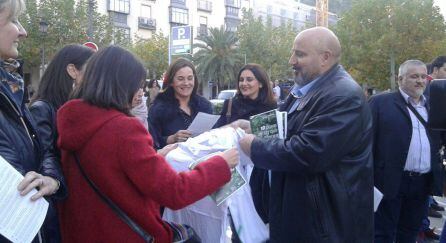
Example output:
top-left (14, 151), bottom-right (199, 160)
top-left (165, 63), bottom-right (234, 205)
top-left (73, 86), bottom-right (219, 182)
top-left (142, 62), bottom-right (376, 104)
top-left (148, 58), bottom-right (213, 149)
top-left (57, 46), bottom-right (238, 242)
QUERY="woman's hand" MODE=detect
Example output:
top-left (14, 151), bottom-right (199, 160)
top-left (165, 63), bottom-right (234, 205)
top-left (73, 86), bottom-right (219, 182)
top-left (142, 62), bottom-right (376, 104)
top-left (167, 130), bottom-right (193, 144)
top-left (157, 144), bottom-right (178, 157)
top-left (17, 171), bottom-right (60, 201)
top-left (219, 148), bottom-right (239, 169)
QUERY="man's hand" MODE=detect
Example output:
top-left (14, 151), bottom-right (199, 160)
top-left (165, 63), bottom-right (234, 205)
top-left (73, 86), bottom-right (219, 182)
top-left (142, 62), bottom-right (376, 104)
top-left (230, 119), bottom-right (252, 134)
top-left (157, 144), bottom-right (178, 157)
top-left (239, 134), bottom-right (255, 157)
top-left (17, 171), bottom-right (60, 201)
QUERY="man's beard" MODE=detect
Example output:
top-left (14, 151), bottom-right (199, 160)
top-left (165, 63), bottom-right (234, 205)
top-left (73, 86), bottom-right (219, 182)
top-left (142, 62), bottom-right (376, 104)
top-left (294, 71), bottom-right (316, 86)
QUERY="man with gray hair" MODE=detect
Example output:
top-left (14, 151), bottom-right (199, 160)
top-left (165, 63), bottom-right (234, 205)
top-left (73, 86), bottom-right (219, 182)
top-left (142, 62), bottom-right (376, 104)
top-left (370, 60), bottom-right (444, 243)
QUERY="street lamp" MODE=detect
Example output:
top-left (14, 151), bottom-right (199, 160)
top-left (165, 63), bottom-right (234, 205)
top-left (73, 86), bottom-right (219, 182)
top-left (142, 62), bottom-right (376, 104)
top-left (39, 20), bottom-right (48, 75)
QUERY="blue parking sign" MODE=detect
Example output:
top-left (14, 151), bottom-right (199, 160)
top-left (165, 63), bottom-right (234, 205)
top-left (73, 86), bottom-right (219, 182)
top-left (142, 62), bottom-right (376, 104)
top-left (171, 26), bottom-right (192, 52)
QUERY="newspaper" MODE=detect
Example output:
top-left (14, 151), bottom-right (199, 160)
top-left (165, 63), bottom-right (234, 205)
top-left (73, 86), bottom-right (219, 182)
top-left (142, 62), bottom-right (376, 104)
top-left (0, 155), bottom-right (49, 243)
top-left (189, 152), bottom-right (246, 206)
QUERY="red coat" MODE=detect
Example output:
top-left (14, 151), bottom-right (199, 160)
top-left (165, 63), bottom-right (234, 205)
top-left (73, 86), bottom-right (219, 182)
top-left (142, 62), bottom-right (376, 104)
top-left (57, 99), bottom-right (231, 243)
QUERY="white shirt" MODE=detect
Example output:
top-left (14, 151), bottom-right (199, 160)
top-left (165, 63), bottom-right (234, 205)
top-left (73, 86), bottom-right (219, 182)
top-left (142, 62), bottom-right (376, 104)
top-left (399, 88), bottom-right (431, 173)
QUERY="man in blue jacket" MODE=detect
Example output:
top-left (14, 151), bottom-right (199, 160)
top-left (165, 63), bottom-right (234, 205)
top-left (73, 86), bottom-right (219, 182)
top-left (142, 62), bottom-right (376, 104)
top-left (239, 27), bottom-right (374, 242)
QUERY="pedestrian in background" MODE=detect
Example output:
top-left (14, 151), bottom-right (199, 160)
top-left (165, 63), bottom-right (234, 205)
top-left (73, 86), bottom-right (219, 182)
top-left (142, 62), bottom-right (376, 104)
top-left (148, 58), bottom-right (213, 149)
top-left (371, 60), bottom-right (444, 243)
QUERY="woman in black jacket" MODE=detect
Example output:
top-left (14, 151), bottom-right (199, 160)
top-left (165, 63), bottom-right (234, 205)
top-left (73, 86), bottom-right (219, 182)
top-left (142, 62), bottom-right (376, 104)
top-left (148, 58), bottom-right (212, 149)
top-left (214, 63), bottom-right (277, 127)
top-left (28, 44), bottom-right (94, 243)
top-left (29, 44), bottom-right (94, 161)
top-left (214, 63), bottom-right (276, 241)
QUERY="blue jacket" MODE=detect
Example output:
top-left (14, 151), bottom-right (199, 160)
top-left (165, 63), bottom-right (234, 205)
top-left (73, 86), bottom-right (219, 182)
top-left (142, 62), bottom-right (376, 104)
top-left (369, 91), bottom-right (444, 198)
top-left (147, 93), bottom-right (212, 149)
top-left (0, 67), bottom-right (66, 243)
top-left (250, 65), bottom-right (374, 242)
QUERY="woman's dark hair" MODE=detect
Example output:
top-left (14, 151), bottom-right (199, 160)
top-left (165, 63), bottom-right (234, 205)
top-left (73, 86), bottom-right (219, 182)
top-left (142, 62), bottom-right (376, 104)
top-left (73, 45), bottom-right (146, 115)
top-left (160, 58), bottom-right (199, 99)
top-left (236, 63), bottom-right (276, 106)
top-left (148, 79), bottom-right (160, 89)
top-left (31, 44), bottom-right (94, 109)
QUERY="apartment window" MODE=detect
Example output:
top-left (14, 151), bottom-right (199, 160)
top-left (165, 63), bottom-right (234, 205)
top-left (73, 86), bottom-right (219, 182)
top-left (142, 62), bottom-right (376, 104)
top-left (200, 16), bottom-right (208, 25)
top-left (197, 0), bottom-right (212, 12)
top-left (111, 12), bottom-right (128, 26)
top-left (108, 0), bottom-right (130, 14)
top-left (171, 0), bottom-right (186, 4)
top-left (170, 7), bottom-right (188, 25)
top-left (141, 4), bottom-right (151, 18)
top-left (226, 6), bottom-right (239, 17)
top-left (225, 0), bottom-right (241, 8)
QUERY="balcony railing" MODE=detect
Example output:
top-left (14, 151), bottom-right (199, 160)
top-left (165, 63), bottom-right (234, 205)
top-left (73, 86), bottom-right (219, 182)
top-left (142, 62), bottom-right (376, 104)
top-left (197, 0), bottom-right (212, 12)
top-left (138, 17), bottom-right (156, 30)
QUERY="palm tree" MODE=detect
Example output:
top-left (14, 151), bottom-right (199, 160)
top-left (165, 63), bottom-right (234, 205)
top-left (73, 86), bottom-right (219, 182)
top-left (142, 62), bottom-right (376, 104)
top-left (193, 26), bottom-right (243, 93)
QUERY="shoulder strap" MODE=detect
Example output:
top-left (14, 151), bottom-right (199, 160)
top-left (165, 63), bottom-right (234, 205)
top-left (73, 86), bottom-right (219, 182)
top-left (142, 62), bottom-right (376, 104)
top-left (398, 91), bottom-right (429, 130)
top-left (406, 101), bottom-right (429, 130)
top-left (226, 98), bottom-right (233, 122)
top-left (73, 153), bottom-right (153, 242)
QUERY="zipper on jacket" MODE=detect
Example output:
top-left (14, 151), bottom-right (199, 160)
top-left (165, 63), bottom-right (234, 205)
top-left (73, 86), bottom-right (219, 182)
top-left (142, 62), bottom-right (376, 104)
top-left (0, 91), bottom-right (34, 146)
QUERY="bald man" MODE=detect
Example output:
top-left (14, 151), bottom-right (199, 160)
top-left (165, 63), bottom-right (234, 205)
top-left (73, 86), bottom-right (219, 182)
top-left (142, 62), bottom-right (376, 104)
top-left (238, 27), bottom-right (374, 242)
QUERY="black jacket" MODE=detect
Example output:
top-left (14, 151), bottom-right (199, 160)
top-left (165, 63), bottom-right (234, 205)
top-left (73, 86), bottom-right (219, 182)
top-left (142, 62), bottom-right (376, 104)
top-left (147, 93), bottom-right (212, 149)
top-left (250, 65), bottom-right (374, 242)
top-left (0, 68), bottom-right (66, 243)
top-left (214, 94), bottom-right (277, 127)
top-left (369, 91), bottom-right (444, 198)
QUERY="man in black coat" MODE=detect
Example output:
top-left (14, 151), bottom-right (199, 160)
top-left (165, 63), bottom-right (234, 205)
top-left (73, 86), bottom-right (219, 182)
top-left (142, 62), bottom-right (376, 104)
top-left (371, 60), bottom-right (444, 243)
top-left (238, 27), bottom-right (374, 242)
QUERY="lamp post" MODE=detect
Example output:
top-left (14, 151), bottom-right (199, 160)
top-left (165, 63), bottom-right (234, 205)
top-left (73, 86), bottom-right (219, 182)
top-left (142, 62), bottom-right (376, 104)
top-left (39, 20), bottom-right (48, 76)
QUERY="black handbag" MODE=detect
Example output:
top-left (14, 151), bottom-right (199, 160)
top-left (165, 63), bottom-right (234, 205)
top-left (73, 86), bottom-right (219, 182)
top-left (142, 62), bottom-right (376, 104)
top-left (73, 153), bottom-right (154, 242)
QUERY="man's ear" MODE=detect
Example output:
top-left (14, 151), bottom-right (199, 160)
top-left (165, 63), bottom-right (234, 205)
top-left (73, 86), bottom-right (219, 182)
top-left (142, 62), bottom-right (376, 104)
top-left (66, 64), bottom-right (78, 80)
top-left (320, 51), bottom-right (331, 66)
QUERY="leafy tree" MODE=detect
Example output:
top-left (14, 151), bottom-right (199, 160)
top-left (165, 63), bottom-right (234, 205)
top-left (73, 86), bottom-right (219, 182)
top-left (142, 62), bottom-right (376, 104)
top-left (237, 10), bottom-right (295, 82)
top-left (335, 0), bottom-right (446, 90)
top-left (19, 0), bottom-right (116, 69)
top-left (132, 32), bottom-right (168, 80)
top-left (193, 27), bottom-right (243, 91)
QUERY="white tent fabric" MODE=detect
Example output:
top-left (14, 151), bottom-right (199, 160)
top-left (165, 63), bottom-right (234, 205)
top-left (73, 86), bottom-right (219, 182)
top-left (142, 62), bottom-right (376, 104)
top-left (163, 127), bottom-right (269, 243)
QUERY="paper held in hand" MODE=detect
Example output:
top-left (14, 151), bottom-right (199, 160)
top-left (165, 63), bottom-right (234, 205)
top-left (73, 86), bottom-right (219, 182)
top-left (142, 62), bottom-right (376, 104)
top-left (189, 152), bottom-right (246, 206)
top-left (0, 155), bottom-right (49, 243)
top-left (250, 109), bottom-right (287, 139)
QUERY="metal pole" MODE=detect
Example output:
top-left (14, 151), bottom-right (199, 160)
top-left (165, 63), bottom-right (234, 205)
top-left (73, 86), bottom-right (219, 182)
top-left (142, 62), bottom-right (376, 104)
top-left (390, 50), bottom-right (396, 90)
top-left (87, 0), bottom-right (94, 40)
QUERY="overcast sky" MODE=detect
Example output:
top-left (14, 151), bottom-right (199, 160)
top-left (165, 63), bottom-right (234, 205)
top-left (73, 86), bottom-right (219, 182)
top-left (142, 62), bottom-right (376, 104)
top-left (434, 0), bottom-right (446, 18)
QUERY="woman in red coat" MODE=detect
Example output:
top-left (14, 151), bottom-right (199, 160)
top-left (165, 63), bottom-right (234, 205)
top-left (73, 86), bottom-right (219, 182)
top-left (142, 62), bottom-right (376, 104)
top-left (57, 46), bottom-right (238, 243)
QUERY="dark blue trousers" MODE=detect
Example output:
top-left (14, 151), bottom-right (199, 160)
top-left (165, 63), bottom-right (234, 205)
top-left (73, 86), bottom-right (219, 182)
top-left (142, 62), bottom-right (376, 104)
top-left (375, 172), bottom-right (430, 243)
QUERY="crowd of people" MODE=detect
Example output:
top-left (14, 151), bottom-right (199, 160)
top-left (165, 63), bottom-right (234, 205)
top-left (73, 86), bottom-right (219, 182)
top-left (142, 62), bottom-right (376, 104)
top-left (1, 0), bottom-right (446, 242)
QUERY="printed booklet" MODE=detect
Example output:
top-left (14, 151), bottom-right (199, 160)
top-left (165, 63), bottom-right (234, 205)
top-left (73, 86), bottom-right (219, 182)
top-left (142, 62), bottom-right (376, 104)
top-left (250, 109), bottom-right (287, 139)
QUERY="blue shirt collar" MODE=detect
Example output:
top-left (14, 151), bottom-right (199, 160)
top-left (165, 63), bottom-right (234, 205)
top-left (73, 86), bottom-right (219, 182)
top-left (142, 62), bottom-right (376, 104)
top-left (290, 76), bottom-right (321, 98)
